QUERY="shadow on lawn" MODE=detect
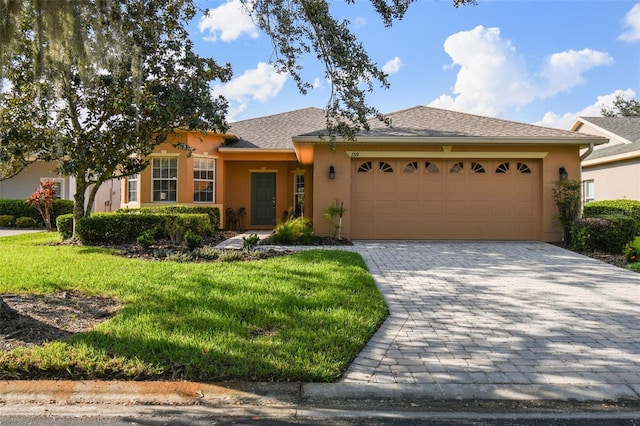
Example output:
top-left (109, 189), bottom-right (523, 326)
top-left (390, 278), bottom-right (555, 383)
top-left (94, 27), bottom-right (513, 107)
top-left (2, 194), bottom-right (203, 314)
top-left (2, 250), bottom-right (385, 383)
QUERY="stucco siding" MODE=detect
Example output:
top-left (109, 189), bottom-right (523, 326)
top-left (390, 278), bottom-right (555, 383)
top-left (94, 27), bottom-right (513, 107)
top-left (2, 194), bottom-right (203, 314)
top-left (311, 143), bottom-right (580, 242)
top-left (0, 161), bottom-right (74, 201)
top-left (583, 159), bottom-right (640, 201)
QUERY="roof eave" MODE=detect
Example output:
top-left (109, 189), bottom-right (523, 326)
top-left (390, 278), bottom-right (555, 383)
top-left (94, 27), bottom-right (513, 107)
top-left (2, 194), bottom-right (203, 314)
top-left (583, 150), bottom-right (640, 167)
top-left (217, 147), bottom-right (295, 153)
top-left (292, 135), bottom-right (608, 147)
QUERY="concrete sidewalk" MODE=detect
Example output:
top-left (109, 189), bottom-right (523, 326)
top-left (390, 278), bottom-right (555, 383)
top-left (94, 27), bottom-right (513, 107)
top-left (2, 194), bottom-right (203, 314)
top-left (0, 229), bottom-right (44, 237)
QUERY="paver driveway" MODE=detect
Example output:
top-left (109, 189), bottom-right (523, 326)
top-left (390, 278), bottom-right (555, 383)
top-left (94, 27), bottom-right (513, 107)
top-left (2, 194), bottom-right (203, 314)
top-left (343, 241), bottom-right (640, 398)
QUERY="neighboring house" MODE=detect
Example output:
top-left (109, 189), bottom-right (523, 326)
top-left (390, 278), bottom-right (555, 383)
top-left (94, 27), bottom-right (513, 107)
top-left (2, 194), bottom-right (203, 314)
top-left (0, 161), bottom-right (121, 213)
top-left (121, 106), bottom-right (607, 242)
top-left (571, 116), bottom-right (640, 203)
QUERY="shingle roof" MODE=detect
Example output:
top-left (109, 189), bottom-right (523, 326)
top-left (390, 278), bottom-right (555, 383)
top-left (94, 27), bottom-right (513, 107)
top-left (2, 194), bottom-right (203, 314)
top-left (223, 106), bottom-right (606, 150)
top-left (224, 108), bottom-right (327, 149)
top-left (578, 116), bottom-right (640, 161)
top-left (303, 106), bottom-right (602, 140)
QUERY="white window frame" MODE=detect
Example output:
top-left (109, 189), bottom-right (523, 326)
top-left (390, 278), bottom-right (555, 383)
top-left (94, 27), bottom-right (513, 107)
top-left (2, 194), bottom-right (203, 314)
top-left (293, 172), bottom-right (305, 217)
top-left (127, 174), bottom-right (139, 203)
top-left (193, 157), bottom-right (216, 203)
top-left (583, 179), bottom-right (595, 204)
top-left (151, 157), bottom-right (178, 202)
top-left (40, 177), bottom-right (64, 199)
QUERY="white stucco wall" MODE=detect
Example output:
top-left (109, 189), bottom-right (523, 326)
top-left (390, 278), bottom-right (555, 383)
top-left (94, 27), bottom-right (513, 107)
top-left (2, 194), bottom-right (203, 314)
top-left (1, 162), bottom-right (121, 212)
top-left (582, 158), bottom-right (640, 202)
top-left (0, 162), bottom-right (70, 200)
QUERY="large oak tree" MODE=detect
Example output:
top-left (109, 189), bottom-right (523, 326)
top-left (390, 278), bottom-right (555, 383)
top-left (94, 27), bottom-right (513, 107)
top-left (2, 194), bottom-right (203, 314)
top-left (0, 0), bottom-right (473, 318)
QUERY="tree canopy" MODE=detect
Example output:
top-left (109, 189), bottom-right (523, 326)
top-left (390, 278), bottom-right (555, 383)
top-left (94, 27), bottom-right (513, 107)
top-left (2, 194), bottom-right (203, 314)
top-left (601, 94), bottom-right (640, 117)
top-left (0, 0), bottom-right (475, 225)
top-left (1, 0), bottom-right (231, 227)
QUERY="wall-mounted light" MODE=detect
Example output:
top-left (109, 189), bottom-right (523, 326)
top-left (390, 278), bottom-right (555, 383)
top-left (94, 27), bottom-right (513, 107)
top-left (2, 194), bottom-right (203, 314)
top-left (329, 165), bottom-right (336, 180)
top-left (559, 166), bottom-right (568, 181)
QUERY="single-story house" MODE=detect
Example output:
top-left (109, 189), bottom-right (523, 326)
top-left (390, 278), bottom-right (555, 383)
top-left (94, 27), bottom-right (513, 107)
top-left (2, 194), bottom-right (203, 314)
top-left (570, 116), bottom-right (640, 203)
top-left (121, 106), bottom-right (608, 242)
top-left (0, 161), bottom-right (120, 212)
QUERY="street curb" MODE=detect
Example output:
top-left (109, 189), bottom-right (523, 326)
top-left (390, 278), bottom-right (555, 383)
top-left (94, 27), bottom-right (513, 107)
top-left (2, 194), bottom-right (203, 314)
top-left (303, 383), bottom-right (640, 402)
top-left (0, 380), bottom-right (299, 406)
top-left (2, 380), bottom-right (640, 406)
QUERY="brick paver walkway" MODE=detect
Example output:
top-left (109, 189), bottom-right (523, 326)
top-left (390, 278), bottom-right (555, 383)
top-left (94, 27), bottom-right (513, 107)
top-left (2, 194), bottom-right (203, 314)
top-left (342, 241), bottom-right (640, 396)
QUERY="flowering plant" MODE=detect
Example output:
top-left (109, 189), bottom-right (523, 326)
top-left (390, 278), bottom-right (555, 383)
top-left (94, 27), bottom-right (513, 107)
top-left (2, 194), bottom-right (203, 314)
top-left (624, 242), bottom-right (638, 263)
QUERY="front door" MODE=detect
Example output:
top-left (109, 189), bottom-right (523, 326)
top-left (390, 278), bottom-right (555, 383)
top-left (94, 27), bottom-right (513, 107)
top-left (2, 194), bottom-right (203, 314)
top-left (251, 173), bottom-right (276, 226)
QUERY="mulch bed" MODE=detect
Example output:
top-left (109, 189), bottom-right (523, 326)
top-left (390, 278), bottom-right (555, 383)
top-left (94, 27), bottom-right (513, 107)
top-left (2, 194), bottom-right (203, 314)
top-left (1, 290), bottom-right (121, 352)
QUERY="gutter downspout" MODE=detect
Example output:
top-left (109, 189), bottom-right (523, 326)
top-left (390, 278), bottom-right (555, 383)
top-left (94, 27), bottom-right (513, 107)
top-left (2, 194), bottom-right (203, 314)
top-left (580, 143), bottom-right (594, 161)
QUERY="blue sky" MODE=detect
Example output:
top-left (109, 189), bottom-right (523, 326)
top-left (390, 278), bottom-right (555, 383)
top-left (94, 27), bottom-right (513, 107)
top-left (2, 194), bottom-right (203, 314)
top-left (190, 0), bottom-right (640, 129)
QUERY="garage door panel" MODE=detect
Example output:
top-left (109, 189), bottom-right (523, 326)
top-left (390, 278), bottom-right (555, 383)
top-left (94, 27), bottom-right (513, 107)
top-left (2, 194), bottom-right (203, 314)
top-left (351, 159), bottom-right (540, 240)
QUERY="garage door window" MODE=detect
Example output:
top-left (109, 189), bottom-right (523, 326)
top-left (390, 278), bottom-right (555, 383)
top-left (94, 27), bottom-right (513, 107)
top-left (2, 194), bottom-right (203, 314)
top-left (379, 161), bottom-right (394, 173)
top-left (517, 162), bottom-right (531, 173)
top-left (471, 162), bottom-right (486, 173)
top-left (425, 161), bottom-right (439, 173)
top-left (496, 162), bottom-right (510, 173)
top-left (404, 161), bottom-right (419, 173)
top-left (449, 162), bottom-right (464, 174)
top-left (357, 161), bottom-right (372, 173)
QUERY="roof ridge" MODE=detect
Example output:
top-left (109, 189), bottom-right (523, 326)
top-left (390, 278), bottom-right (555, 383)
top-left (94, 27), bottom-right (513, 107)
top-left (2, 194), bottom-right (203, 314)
top-left (230, 107), bottom-right (325, 125)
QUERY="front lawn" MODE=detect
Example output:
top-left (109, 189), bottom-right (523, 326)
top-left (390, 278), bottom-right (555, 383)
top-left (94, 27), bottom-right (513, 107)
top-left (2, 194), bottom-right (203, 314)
top-left (0, 233), bottom-right (387, 382)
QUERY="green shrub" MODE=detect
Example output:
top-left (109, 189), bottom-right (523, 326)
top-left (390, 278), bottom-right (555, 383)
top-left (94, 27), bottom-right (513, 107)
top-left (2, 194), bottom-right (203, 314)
top-left (75, 212), bottom-right (210, 245)
top-left (218, 249), bottom-right (244, 262)
top-left (51, 200), bottom-right (74, 225)
top-left (324, 203), bottom-right (346, 238)
top-left (184, 229), bottom-right (203, 250)
top-left (0, 215), bottom-right (15, 227)
top-left (15, 216), bottom-right (36, 228)
top-left (583, 200), bottom-right (640, 233)
top-left (624, 241), bottom-right (639, 263)
top-left (271, 216), bottom-right (314, 244)
top-left (118, 205), bottom-right (220, 231)
top-left (571, 214), bottom-right (636, 254)
top-left (0, 198), bottom-right (73, 227)
top-left (242, 233), bottom-right (260, 251)
top-left (165, 251), bottom-right (194, 263)
top-left (56, 214), bottom-right (74, 240)
top-left (0, 199), bottom-right (37, 223)
top-left (193, 246), bottom-right (221, 260)
top-left (137, 230), bottom-right (155, 249)
top-left (165, 220), bottom-right (186, 245)
top-left (552, 180), bottom-right (581, 244)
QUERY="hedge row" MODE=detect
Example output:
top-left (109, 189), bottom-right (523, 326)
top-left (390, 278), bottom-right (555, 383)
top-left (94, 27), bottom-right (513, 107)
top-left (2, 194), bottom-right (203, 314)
top-left (571, 214), bottom-right (637, 254)
top-left (0, 198), bottom-right (74, 227)
top-left (117, 205), bottom-right (220, 231)
top-left (583, 199), bottom-right (640, 233)
top-left (57, 212), bottom-right (212, 245)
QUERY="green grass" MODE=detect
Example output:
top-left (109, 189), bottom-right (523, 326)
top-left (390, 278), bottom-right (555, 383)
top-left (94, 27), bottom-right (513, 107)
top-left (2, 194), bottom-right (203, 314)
top-left (0, 233), bottom-right (387, 382)
top-left (626, 236), bottom-right (640, 272)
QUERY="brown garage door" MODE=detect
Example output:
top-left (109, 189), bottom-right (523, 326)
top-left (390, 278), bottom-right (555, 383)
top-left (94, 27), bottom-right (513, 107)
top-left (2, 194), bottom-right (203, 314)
top-left (351, 159), bottom-right (541, 240)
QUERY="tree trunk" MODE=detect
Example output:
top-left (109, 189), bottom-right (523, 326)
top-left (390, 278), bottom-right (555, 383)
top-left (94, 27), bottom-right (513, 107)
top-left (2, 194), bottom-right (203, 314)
top-left (72, 178), bottom-right (88, 240)
top-left (85, 178), bottom-right (105, 218)
top-left (0, 295), bottom-right (17, 321)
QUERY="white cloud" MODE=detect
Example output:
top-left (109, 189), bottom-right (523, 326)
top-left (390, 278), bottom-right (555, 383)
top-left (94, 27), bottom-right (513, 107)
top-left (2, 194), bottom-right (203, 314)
top-left (382, 57), bottom-right (403, 75)
top-left (538, 49), bottom-right (614, 97)
top-left (619, 3), bottom-right (640, 42)
top-left (429, 26), bottom-right (533, 117)
top-left (429, 25), bottom-right (613, 118)
top-left (535, 89), bottom-right (637, 129)
top-left (198, 0), bottom-right (259, 42)
top-left (213, 62), bottom-right (288, 119)
top-left (312, 78), bottom-right (323, 89)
